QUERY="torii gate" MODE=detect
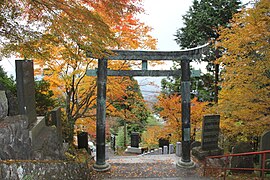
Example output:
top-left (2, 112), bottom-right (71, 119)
top-left (87, 44), bottom-right (209, 171)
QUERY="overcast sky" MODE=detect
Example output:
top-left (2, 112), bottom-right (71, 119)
top-left (137, 0), bottom-right (201, 97)
top-left (138, 0), bottom-right (193, 51)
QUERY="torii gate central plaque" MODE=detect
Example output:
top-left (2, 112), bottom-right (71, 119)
top-left (87, 44), bottom-right (209, 171)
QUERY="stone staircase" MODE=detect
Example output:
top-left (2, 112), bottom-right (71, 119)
top-left (96, 153), bottom-right (209, 180)
top-left (108, 154), bottom-right (178, 164)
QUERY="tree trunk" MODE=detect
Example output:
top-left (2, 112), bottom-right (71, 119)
top-left (214, 44), bottom-right (221, 104)
top-left (124, 121), bottom-right (127, 147)
top-left (214, 63), bottom-right (219, 103)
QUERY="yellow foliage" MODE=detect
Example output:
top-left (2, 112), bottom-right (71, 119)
top-left (217, 0), bottom-right (270, 139)
top-left (141, 125), bottom-right (163, 149)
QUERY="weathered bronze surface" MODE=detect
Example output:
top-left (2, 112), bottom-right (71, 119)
top-left (91, 44), bottom-right (209, 170)
top-left (87, 43), bottom-right (209, 60)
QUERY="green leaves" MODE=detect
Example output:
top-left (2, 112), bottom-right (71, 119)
top-left (175, 0), bottom-right (241, 49)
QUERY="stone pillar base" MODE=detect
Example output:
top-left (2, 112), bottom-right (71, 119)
top-left (177, 159), bottom-right (196, 169)
top-left (192, 146), bottom-right (224, 160)
top-left (93, 162), bottom-right (111, 172)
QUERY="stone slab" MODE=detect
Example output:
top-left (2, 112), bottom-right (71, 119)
top-left (131, 132), bottom-right (140, 148)
top-left (29, 116), bottom-right (46, 145)
top-left (125, 146), bottom-right (142, 154)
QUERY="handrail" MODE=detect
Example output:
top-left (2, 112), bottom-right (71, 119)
top-left (203, 150), bottom-right (270, 180)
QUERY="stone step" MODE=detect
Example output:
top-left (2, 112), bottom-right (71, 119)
top-left (108, 154), bottom-right (179, 164)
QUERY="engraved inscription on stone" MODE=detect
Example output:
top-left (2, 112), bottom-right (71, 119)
top-left (201, 115), bottom-right (220, 151)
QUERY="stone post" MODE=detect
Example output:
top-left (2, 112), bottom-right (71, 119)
top-left (163, 146), bottom-right (168, 154)
top-left (158, 147), bottom-right (163, 155)
top-left (93, 59), bottom-right (110, 171)
top-left (105, 145), bottom-right (109, 160)
top-left (169, 144), bottom-right (174, 154)
top-left (176, 142), bottom-right (182, 157)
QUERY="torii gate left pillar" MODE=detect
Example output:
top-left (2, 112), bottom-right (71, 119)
top-left (93, 58), bottom-right (111, 171)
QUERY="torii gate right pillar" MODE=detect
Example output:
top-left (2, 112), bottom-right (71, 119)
top-left (177, 56), bottom-right (195, 168)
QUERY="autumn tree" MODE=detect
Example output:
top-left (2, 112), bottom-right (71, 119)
top-left (141, 125), bottom-right (163, 149)
top-left (174, 0), bottom-right (241, 103)
top-left (111, 77), bottom-right (150, 131)
top-left (35, 78), bottom-right (57, 116)
top-left (10, 0), bottom-right (156, 143)
top-left (154, 94), bottom-right (208, 143)
top-left (0, 0), bottom-right (144, 57)
top-left (1, 0), bottom-right (156, 143)
top-left (217, 0), bottom-right (270, 142)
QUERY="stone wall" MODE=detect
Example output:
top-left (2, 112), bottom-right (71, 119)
top-left (0, 161), bottom-right (89, 180)
top-left (0, 115), bottom-right (32, 160)
top-left (0, 115), bottom-right (64, 160)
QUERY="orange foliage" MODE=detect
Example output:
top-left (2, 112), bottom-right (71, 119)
top-left (7, 0), bottom-right (157, 142)
top-left (156, 94), bottom-right (208, 143)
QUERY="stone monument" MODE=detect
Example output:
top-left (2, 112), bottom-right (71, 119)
top-left (159, 138), bottom-right (169, 153)
top-left (231, 142), bottom-right (254, 173)
top-left (16, 60), bottom-right (47, 145)
top-left (125, 132), bottom-right (141, 154)
top-left (131, 132), bottom-right (140, 148)
top-left (0, 60), bottom-right (65, 160)
top-left (16, 60), bottom-right (37, 126)
top-left (192, 115), bottom-right (223, 160)
top-left (260, 130), bottom-right (270, 171)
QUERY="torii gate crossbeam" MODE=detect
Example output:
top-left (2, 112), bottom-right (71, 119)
top-left (89, 44), bottom-right (209, 171)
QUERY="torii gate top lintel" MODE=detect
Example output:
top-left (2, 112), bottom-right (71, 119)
top-left (88, 43), bottom-right (209, 61)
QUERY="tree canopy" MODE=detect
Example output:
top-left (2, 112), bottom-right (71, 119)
top-left (217, 0), bottom-right (270, 141)
top-left (0, 0), bottom-right (150, 58)
top-left (173, 0), bottom-right (241, 103)
top-left (175, 0), bottom-right (241, 49)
